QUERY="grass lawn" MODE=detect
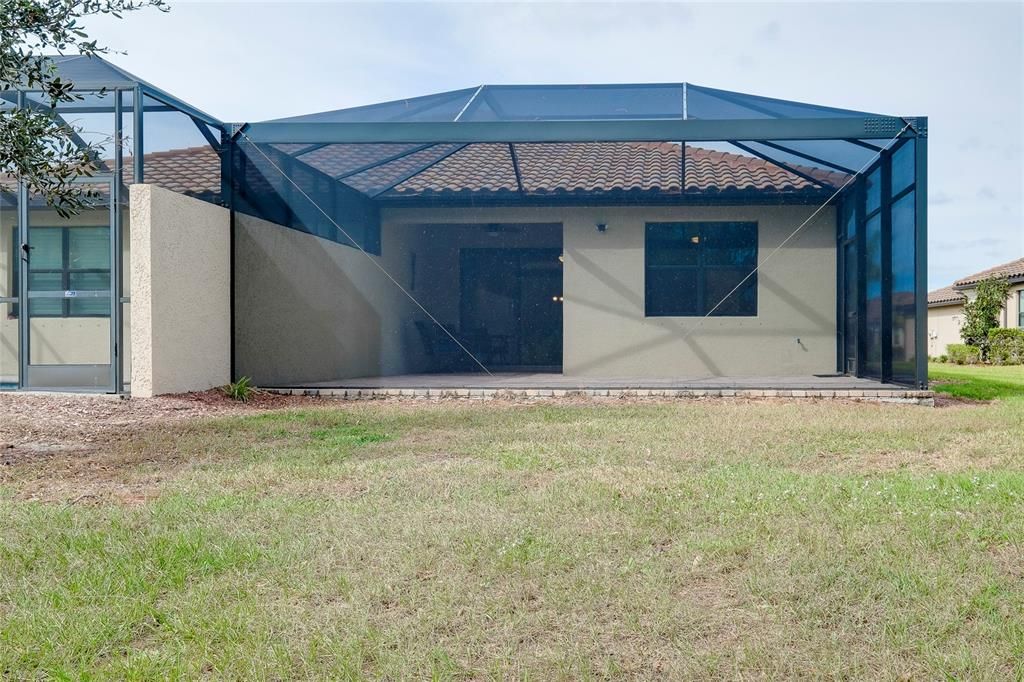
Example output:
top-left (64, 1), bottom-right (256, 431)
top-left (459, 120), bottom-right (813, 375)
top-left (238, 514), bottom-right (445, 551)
top-left (929, 362), bottom-right (1024, 401)
top-left (2, 385), bottom-right (1023, 678)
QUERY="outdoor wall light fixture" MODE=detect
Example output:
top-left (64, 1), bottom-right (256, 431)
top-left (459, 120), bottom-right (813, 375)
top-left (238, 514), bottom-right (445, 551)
top-left (596, 223), bottom-right (607, 232)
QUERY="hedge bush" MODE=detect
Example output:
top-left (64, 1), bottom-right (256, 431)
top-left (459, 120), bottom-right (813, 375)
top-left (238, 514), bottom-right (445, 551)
top-left (988, 328), bottom-right (1024, 365)
top-left (947, 343), bottom-right (982, 365)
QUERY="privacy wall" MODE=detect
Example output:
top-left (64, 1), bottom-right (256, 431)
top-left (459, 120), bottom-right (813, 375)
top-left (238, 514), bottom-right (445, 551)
top-left (129, 185), bottom-right (230, 397)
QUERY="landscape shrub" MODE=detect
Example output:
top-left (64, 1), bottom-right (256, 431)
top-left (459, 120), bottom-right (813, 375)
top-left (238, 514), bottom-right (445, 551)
top-left (988, 328), bottom-right (1024, 365)
top-left (938, 354), bottom-right (948, 363)
top-left (960, 276), bottom-right (1010, 359)
top-left (223, 376), bottom-right (257, 402)
top-left (947, 344), bottom-right (981, 365)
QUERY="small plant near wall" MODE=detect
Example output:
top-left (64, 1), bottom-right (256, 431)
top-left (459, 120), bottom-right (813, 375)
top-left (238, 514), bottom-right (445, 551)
top-left (223, 376), bottom-right (257, 402)
top-left (960, 275), bottom-right (1010, 359)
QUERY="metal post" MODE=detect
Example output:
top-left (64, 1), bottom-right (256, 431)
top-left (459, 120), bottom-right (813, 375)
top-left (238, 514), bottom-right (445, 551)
top-left (224, 128), bottom-right (237, 382)
top-left (855, 177), bottom-right (866, 378)
top-left (112, 91), bottom-right (123, 393)
top-left (835, 201), bottom-right (844, 373)
top-left (107, 177), bottom-right (118, 392)
top-left (880, 149), bottom-right (893, 383)
top-left (914, 127), bottom-right (929, 389)
top-left (16, 90), bottom-right (28, 388)
top-left (133, 86), bottom-right (144, 183)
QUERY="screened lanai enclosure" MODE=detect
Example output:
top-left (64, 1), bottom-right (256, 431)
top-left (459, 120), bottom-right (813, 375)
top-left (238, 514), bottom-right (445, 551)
top-left (2, 56), bottom-right (927, 394)
top-left (1, 56), bottom-right (223, 392)
top-left (231, 83), bottom-right (927, 390)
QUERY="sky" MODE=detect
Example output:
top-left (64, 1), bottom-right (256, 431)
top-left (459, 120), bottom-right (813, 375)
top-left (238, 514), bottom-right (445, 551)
top-left (85, 0), bottom-right (1023, 289)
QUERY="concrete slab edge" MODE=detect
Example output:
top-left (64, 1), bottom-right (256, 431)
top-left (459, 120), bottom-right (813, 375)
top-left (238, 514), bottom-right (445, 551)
top-left (263, 387), bottom-right (935, 406)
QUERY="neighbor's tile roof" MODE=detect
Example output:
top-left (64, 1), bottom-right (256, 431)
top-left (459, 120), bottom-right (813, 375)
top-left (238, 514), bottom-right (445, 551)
top-left (927, 285), bottom-right (965, 306)
top-left (954, 257), bottom-right (1024, 287)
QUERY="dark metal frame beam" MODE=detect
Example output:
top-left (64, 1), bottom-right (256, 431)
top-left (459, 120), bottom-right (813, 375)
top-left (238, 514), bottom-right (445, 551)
top-left (846, 138), bottom-right (885, 152)
top-left (727, 141), bottom-right (828, 189)
top-left (508, 143), bottom-right (525, 195)
top-left (290, 143), bottom-right (330, 156)
top-left (374, 188), bottom-right (835, 209)
top-left (138, 85), bottom-right (222, 128)
top-left (335, 143), bottom-right (436, 180)
top-left (6, 91), bottom-right (106, 167)
top-left (192, 117), bottom-right (222, 151)
top-left (366, 143), bottom-right (468, 198)
top-left (753, 140), bottom-right (857, 174)
top-left (241, 117), bottom-right (917, 145)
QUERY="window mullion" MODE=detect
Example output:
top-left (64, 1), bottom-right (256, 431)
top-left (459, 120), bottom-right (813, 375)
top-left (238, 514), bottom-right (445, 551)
top-left (698, 225), bottom-right (706, 315)
top-left (62, 227), bottom-right (71, 318)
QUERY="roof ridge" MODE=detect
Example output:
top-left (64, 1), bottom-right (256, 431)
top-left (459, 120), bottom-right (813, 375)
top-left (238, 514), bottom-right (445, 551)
top-left (954, 256), bottom-right (1024, 286)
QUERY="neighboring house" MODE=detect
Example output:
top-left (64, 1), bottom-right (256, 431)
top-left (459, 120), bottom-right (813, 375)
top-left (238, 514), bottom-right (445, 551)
top-left (927, 285), bottom-right (967, 356)
top-left (1, 56), bottom-right (929, 395)
top-left (927, 257), bottom-right (1024, 357)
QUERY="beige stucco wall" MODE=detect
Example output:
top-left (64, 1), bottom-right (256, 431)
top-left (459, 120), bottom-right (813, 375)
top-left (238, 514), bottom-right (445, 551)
top-left (1001, 283), bottom-right (1024, 330)
top-left (927, 303), bottom-right (964, 357)
top-left (234, 212), bottom-right (424, 386)
top-left (384, 204), bottom-right (837, 377)
top-left (130, 184), bottom-right (230, 397)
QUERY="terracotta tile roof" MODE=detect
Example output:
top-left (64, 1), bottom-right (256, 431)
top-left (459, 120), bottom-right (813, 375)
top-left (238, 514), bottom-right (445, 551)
top-left (383, 142), bottom-right (847, 197)
top-left (954, 257), bottom-right (1024, 287)
top-left (273, 143), bottom-right (427, 179)
top-left (2, 145), bottom-right (221, 205)
top-left (131, 146), bottom-right (222, 202)
top-left (278, 141), bottom-right (847, 197)
top-left (3, 140), bottom-right (847, 208)
top-left (928, 285), bottom-right (965, 306)
top-left (342, 144), bottom-right (464, 196)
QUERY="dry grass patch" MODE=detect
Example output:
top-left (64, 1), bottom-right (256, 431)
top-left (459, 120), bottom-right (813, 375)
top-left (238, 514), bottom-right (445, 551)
top-left (1, 396), bottom-right (1022, 678)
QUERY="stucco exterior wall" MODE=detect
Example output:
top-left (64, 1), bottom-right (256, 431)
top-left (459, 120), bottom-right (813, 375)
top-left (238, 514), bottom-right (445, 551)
top-left (1002, 283), bottom-right (1024, 330)
top-left (129, 184), bottom-right (230, 397)
top-left (927, 303), bottom-right (964, 357)
top-left (383, 204), bottom-right (837, 377)
top-left (233, 213), bottom-right (423, 385)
